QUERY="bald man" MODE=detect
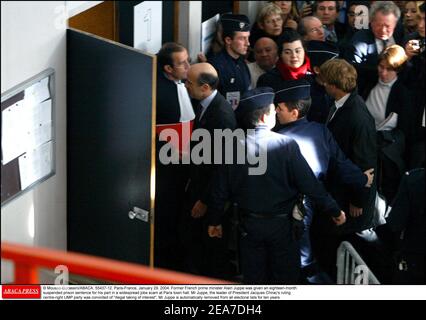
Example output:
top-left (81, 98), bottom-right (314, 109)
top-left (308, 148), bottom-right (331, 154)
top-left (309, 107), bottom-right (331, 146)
top-left (247, 37), bottom-right (279, 88)
top-left (183, 63), bottom-right (237, 278)
top-left (298, 16), bottom-right (326, 42)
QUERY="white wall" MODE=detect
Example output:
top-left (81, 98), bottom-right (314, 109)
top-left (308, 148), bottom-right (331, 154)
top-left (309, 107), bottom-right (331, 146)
top-left (1, 1), bottom-right (67, 283)
top-left (239, 1), bottom-right (267, 25)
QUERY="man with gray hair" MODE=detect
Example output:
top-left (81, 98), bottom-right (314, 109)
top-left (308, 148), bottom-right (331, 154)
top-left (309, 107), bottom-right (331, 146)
top-left (298, 16), bottom-right (326, 42)
top-left (344, 1), bottom-right (405, 93)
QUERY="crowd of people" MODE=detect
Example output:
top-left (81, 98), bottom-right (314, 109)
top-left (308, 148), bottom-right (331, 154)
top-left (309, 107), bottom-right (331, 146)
top-left (153, 1), bottom-right (425, 285)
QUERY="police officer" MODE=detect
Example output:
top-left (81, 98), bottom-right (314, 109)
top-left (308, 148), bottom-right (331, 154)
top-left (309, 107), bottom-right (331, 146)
top-left (206, 87), bottom-right (346, 284)
top-left (209, 14), bottom-right (252, 110)
top-left (275, 79), bottom-right (374, 283)
top-left (306, 40), bottom-right (339, 123)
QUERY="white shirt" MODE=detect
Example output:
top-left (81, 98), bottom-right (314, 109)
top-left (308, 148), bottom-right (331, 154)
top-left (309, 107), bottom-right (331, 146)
top-left (366, 77), bottom-right (398, 129)
top-left (175, 80), bottom-right (195, 122)
top-left (199, 90), bottom-right (218, 120)
top-left (375, 36), bottom-right (395, 54)
top-left (329, 93), bottom-right (351, 122)
top-left (247, 62), bottom-right (266, 89)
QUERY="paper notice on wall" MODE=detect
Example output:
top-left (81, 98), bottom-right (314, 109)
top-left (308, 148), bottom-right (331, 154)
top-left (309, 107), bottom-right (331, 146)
top-left (201, 14), bottom-right (220, 55)
top-left (1, 100), bottom-right (27, 165)
top-left (134, 1), bottom-right (162, 54)
top-left (1, 99), bottom-right (52, 165)
top-left (24, 77), bottom-right (50, 107)
top-left (18, 141), bottom-right (53, 190)
top-left (25, 99), bottom-right (53, 149)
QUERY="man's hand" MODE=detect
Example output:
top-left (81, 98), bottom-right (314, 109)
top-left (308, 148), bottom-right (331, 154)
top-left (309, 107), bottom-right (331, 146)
top-left (208, 225), bottom-right (223, 238)
top-left (197, 52), bottom-right (207, 63)
top-left (191, 200), bottom-right (207, 218)
top-left (364, 168), bottom-right (374, 187)
top-left (301, 3), bottom-right (313, 17)
top-left (349, 203), bottom-right (363, 217)
top-left (332, 211), bottom-right (346, 226)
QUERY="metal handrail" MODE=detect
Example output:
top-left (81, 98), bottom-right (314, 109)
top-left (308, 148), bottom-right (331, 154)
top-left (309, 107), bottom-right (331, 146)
top-left (337, 241), bottom-right (380, 284)
top-left (1, 241), bottom-right (233, 285)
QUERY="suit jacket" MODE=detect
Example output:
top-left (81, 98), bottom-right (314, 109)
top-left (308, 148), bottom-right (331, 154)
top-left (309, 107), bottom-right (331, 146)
top-left (361, 77), bottom-right (413, 143)
top-left (344, 28), bottom-right (404, 93)
top-left (333, 21), bottom-right (347, 43)
top-left (326, 91), bottom-right (378, 234)
top-left (189, 92), bottom-right (237, 204)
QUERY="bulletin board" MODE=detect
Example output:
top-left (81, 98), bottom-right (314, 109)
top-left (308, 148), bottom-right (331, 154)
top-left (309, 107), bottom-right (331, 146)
top-left (1, 68), bottom-right (55, 206)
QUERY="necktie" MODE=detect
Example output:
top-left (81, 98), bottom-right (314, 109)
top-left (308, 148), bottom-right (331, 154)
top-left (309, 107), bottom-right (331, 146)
top-left (380, 39), bottom-right (389, 54)
top-left (326, 30), bottom-right (338, 43)
top-left (194, 104), bottom-right (203, 127)
top-left (326, 103), bottom-right (337, 124)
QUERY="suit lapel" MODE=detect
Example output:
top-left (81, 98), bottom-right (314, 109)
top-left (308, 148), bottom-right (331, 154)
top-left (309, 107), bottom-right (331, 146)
top-left (198, 94), bottom-right (219, 129)
top-left (329, 92), bottom-right (356, 124)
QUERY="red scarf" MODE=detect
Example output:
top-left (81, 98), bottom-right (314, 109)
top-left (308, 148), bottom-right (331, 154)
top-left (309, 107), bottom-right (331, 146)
top-left (276, 56), bottom-right (311, 81)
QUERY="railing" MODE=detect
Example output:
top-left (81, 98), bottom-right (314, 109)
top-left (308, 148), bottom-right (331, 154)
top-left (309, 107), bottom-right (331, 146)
top-left (336, 241), bottom-right (380, 284)
top-left (1, 242), bottom-right (233, 285)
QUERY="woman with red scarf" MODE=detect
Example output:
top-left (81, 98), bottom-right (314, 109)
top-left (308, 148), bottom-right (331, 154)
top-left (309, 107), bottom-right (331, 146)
top-left (257, 29), bottom-right (313, 91)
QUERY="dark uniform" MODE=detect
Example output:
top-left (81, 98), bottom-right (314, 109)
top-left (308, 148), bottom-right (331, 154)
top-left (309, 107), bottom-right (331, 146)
top-left (206, 87), bottom-right (342, 284)
top-left (387, 168), bottom-right (425, 284)
top-left (306, 40), bottom-right (339, 124)
top-left (275, 80), bottom-right (366, 282)
top-left (208, 14), bottom-right (251, 110)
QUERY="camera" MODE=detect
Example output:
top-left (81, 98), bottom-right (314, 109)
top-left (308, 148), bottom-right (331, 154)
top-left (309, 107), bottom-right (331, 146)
top-left (412, 39), bottom-right (425, 53)
top-left (419, 39), bottom-right (425, 54)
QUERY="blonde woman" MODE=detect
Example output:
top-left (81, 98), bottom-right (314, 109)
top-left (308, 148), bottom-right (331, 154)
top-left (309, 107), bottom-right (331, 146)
top-left (362, 45), bottom-right (412, 200)
top-left (272, 1), bottom-right (299, 29)
top-left (403, 1), bottom-right (420, 34)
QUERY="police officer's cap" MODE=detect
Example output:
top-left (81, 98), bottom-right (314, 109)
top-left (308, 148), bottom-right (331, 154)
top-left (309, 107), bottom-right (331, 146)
top-left (220, 14), bottom-right (251, 34)
top-left (275, 80), bottom-right (310, 103)
top-left (237, 87), bottom-right (275, 114)
top-left (306, 40), bottom-right (339, 68)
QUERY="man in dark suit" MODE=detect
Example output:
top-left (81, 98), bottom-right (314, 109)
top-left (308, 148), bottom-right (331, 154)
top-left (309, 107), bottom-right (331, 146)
top-left (183, 62), bottom-right (237, 278)
top-left (156, 42), bottom-right (195, 124)
top-left (154, 42), bottom-right (195, 270)
top-left (313, 1), bottom-right (346, 43)
top-left (344, 1), bottom-right (405, 93)
top-left (320, 58), bottom-right (377, 234)
top-left (316, 58), bottom-right (377, 278)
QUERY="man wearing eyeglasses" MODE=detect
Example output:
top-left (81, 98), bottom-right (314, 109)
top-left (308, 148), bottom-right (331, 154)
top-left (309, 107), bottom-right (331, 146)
top-left (298, 16), bottom-right (326, 42)
top-left (344, 1), bottom-right (405, 93)
top-left (313, 1), bottom-right (346, 43)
